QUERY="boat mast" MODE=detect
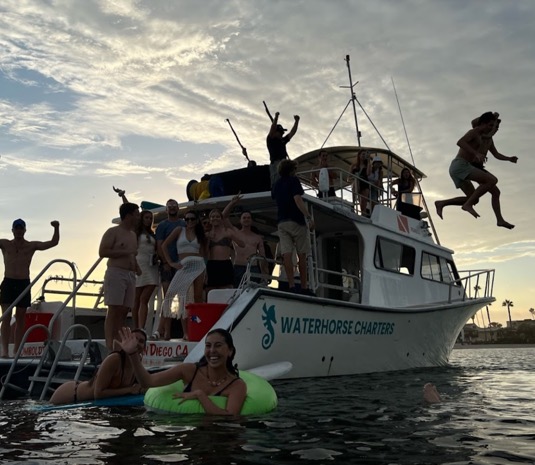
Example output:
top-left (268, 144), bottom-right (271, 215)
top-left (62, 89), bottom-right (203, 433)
top-left (344, 55), bottom-right (361, 147)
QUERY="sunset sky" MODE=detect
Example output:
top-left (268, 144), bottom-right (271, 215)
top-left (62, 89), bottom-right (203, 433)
top-left (1, 0), bottom-right (534, 325)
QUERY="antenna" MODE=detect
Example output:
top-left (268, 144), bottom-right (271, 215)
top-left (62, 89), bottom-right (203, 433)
top-left (391, 77), bottom-right (440, 245)
top-left (391, 77), bottom-right (415, 166)
top-left (341, 55), bottom-right (361, 146)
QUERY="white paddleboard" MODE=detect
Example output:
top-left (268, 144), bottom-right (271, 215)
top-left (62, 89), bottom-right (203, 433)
top-left (248, 361), bottom-right (293, 381)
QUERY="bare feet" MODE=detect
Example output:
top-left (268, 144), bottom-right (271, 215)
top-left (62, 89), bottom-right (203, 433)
top-left (435, 201), bottom-right (444, 220)
top-left (497, 221), bottom-right (515, 230)
top-left (461, 203), bottom-right (480, 218)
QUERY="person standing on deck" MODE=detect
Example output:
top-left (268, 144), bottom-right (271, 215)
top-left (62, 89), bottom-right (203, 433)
top-left (435, 112), bottom-right (517, 229)
top-left (222, 194), bottom-right (268, 287)
top-left (271, 159), bottom-right (315, 295)
top-left (0, 219), bottom-right (60, 358)
top-left (267, 112), bottom-right (300, 187)
top-left (152, 199), bottom-right (186, 340)
top-left (99, 203), bottom-right (140, 350)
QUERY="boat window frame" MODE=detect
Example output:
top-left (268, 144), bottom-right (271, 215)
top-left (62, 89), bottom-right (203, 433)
top-left (420, 251), bottom-right (460, 285)
top-left (373, 236), bottom-right (416, 276)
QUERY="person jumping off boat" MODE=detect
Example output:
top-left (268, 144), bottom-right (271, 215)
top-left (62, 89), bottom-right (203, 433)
top-left (435, 111), bottom-right (517, 228)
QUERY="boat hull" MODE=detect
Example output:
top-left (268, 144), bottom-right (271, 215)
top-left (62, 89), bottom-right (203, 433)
top-left (185, 288), bottom-right (488, 378)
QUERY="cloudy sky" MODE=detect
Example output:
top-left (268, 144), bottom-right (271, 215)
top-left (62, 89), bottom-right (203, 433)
top-left (1, 0), bottom-right (533, 325)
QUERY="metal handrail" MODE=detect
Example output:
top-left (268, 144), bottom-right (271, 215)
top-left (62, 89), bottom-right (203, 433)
top-left (47, 257), bottom-right (103, 333)
top-left (36, 324), bottom-right (94, 401)
top-left (0, 323), bottom-right (50, 399)
top-left (448, 269), bottom-right (495, 303)
top-left (0, 259), bottom-right (77, 324)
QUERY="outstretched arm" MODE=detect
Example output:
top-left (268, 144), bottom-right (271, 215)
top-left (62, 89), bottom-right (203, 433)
top-left (488, 141), bottom-right (518, 163)
top-left (222, 193), bottom-right (242, 229)
top-left (119, 327), bottom-right (191, 388)
top-left (113, 186), bottom-right (129, 203)
top-left (286, 115), bottom-right (300, 141)
top-left (33, 221), bottom-right (60, 251)
top-left (268, 112), bottom-right (280, 137)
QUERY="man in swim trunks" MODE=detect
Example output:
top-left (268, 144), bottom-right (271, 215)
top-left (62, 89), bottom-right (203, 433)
top-left (99, 202), bottom-right (140, 349)
top-left (0, 219), bottom-right (60, 358)
top-left (435, 112), bottom-right (516, 228)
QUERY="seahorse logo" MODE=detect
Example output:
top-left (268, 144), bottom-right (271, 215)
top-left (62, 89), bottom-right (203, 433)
top-left (261, 303), bottom-right (277, 350)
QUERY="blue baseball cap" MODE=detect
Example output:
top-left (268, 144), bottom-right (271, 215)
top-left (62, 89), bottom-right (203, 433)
top-left (12, 219), bottom-right (26, 229)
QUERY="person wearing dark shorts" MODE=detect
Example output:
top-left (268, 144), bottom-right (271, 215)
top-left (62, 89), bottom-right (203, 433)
top-left (206, 259), bottom-right (234, 288)
top-left (0, 218), bottom-right (60, 358)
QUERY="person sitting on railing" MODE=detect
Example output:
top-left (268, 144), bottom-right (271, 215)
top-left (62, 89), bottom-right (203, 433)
top-left (0, 219), bottom-right (60, 358)
top-left (391, 167), bottom-right (416, 210)
top-left (349, 151), bottom-right (371, 216)
top-left (49, 329), bottom-right (147, 405)
top-left (312, 150), bottom-right (337, 198)
top-left (368, 156), bottom-right (384, 213)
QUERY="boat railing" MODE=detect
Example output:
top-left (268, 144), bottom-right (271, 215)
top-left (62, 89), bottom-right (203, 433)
top-left (449, 269), bottom-right (495, 303)
top-left (297, 167), bottom-right (427, 218)
top-left (0, 259), bottom-right (78, 330)
top-left (240, 255), bottom-right (360, 301)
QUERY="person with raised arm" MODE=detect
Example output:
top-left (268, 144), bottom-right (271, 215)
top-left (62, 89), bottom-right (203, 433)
top-left (266, 112), bottom-right (300, 186)
top-left (119, 326), bottom-right (247, 416)
top-left (435, 111), bottom-right (518, 229)
top-left (50, 328), bottom-right (147, 404)
top-left (0, 219), bottom-right (60, 358)
top-left (222, 194), bottom-right (268, 287)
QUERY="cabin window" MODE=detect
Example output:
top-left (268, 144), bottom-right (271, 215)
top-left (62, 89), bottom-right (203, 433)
top-left (374, 237), bottom-right (415, 275)
top-left (421, 252), bottom-right (442, 281)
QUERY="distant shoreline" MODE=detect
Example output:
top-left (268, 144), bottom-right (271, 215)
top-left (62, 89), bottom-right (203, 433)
top-left (454, 343), bottom-right (535, 350)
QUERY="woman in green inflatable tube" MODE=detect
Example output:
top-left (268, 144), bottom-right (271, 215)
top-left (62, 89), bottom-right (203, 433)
top-left (118, 327), bottom-right (247, 415)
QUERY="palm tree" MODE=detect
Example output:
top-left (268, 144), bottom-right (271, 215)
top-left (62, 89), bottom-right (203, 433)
top-left (502, 299), bottom-right (514, 327)
top-left (486, 303), bottom-right (492, 328)
top-left (473, 284), bottom-right (481, 298)
top-left (529, 308), bottom-right (535, 320)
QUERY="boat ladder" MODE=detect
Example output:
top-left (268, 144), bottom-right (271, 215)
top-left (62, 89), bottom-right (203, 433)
top-left (0, 323), bottom-right (98, 400)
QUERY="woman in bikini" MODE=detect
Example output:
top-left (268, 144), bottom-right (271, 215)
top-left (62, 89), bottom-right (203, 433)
top-left (205, 209), bottom-right (244, 292)
top-left (161, 210), bottom-right (208, 340)
top-left (49, 329), bottom-right (147, 405)
top-left (119, 327), bottom-right (247, 415)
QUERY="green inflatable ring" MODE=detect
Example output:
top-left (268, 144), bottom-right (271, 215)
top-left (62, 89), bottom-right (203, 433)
top-left (144, 370), bottom-right (277, 415)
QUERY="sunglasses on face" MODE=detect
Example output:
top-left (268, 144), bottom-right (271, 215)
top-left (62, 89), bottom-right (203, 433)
top-left (185, 217), bottom-right (197, 222)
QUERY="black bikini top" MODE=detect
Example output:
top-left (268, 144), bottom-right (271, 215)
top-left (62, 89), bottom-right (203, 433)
top-left (209, 237), bottom-right (232, 248)
top-left (183, 364), bottom-right (239, 396)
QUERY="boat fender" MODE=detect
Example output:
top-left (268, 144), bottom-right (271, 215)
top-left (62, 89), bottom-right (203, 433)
top-left (318, 167), bottom-right (330, 194)
top-left (144, 370), bottom-right (277, 415)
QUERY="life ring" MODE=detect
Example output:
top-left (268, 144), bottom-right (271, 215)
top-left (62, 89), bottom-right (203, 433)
top-left (144, 370), bottom-right (277, 415)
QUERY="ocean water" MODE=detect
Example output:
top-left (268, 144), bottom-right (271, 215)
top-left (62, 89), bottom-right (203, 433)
top-left (1, 347), bottom-right (534, 465)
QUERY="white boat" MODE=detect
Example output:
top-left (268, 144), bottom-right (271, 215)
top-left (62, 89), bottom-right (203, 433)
top-left (0, 60), bottom-right (494, 398)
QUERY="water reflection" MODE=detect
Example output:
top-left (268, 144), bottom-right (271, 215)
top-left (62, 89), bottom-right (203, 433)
top-left (0, 348), bottom-right (534, 464)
